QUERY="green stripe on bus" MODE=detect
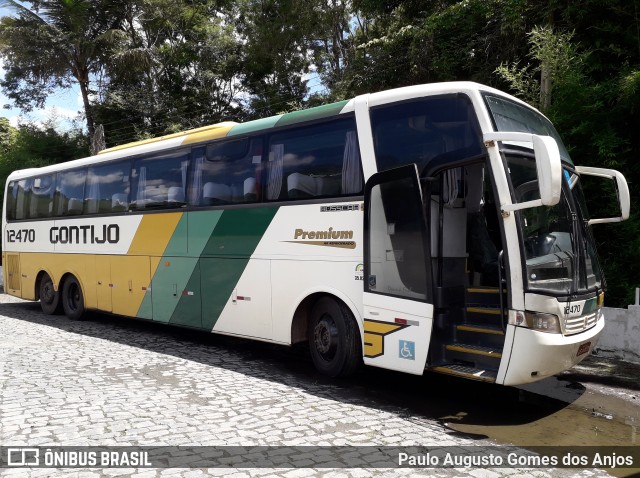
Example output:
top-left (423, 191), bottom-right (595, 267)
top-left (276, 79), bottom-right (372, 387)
top-left (154, 257), bottom-right (199, 324)
top-left (274, 100), bottom-right (349, 128)
top-left (200, 207), bottom-right (278, 257)
top-left (226, 116), bottom-right (282, 137)
top-left (163, 213), bottom-right (188, 255)
top-left (200, 207), bottom-right (278, 329)
top-left (166, 207), bottom-right (278, 330)
top-left (168, 260), bottom-right (202, 328)
top-left (136, 210), bottom-right (224, 322)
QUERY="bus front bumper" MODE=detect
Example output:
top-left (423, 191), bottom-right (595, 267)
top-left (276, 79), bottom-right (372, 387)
top-left (501, 318), bottom-right (604, 386)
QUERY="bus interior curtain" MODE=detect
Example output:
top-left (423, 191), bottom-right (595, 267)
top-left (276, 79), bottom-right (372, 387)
top-left (181, 160), bottom-right (189, 200)
top-left (15, 181), bottom-right (26, 219)
top-left (190, 153), bottom-right (204, 205)
top-left (136, 166), bottom-right (147, 209)
top-left (28, 187), bottom-right (38, 217)
top-left (444, 168), bottom-right (461, 207)
top-left (87, 172), bottom-right (100, 213)
top-left (342, 130), bottom-right (362, 194)
top-left (465, 163), bottom-right (484, 213)
top-left (267, 144), bottom-right (284, 200)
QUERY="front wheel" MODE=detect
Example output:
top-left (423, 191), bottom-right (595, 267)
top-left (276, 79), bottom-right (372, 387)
top-left (62, 276), bottom-right (85, 320)
top-left (39, 273), bottom-right (61, 315)
top-left (309, 297), bottom-right (362, 377)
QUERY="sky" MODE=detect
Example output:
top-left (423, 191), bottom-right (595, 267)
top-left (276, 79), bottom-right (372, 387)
top-left (0, 5), bottom-right (82, 131)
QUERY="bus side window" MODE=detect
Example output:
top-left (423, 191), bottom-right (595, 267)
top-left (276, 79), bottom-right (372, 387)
top-left (371, 95), bottom-right (483, 175)
top-left (266, 117), bottom-right (362, 201)
top-left (27, 174), bottom-right (56, 219)
top-left (132, 150), bottom-right (189, 210)
top-left (189, 137), bottom-right (262, 207)
top-left (14, 179), bottom-right (31, 221)
top-left (55, 168), bottom-right (87, 216)
top-left (5, 181), bottom-right (17, 221)
top-left (85, 161), bottom-right (131, 214)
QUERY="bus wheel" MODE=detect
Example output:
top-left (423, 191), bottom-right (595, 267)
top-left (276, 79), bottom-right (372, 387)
top-left (62, 276), bottom-right (85, 320)
top-left (39, 273), bottom-right (61, 315)
top-left (309, 297), bottom-right (361, 378)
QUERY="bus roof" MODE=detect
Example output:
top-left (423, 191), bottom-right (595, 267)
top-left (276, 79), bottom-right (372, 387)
top-left (99, 99), bottom-right (352, 155)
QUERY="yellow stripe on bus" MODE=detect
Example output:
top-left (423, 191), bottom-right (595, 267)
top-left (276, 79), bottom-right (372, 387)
top-left (99, 122), bottom-right (237, 154)
top-left (364, 320), bottom-right (404, 335)
top-left (128, 213), bottom-right (183, 256)
top-left (181, 122), bottom-right (236, 145)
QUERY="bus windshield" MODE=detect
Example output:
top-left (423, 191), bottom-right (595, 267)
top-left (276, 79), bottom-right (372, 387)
top-left (486, 96), bottom-right (604, 296)
top-left (505, 154), bottom-right (603, 295)
top-left (484, 94), bottom-right (572, 163)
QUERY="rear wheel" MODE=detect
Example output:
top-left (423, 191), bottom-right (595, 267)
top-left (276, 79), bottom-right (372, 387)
top-left (309, 297), bottom-right (361, 377)
top-left (62, 276), bottom-right (85, 320)
top-left (39, 273), bottom-right (61, 315)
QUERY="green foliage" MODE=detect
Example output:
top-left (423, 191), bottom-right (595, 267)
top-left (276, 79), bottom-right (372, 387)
top-left (0, 117), bottom-right (89, 210)
top-left (496, 3), bottom-right (640, 306)
top-left (496, 27), bottom-right (583, 110)
top-left (0, 0), bottom-right (127, 138)
top-left (1, 0), bottom-right (639, 305)
top-left (95, 0), bottom-right (245, 144)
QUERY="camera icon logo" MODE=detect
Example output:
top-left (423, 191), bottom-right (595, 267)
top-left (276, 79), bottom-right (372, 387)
top-left (7, 448), bottom-right (40, 466)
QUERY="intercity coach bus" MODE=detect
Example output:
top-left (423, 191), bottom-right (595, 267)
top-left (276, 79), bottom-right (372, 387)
top-left (2, 82), bottom-right (630, 385)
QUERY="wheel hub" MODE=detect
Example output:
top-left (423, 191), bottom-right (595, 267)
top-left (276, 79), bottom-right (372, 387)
top-left (42, 283), bottom-right (54, 303)
top-left (314, 317), bottom-right (338, 357)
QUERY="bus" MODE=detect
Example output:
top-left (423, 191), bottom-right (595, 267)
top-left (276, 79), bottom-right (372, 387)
top-left (2, 82), bottom-right (630, 385)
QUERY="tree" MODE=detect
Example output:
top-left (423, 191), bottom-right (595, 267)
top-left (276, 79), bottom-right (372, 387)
top-left (333, 0), bottom-right (537, 97)
top-left (96, 0), bottom-right (244, 145)
top-left (496, 26), bottom-right (583, 112)
top-left (234, 0), bottom-right (315, 118)
top-left (0, 117), bottom-right (89, 211)
top-left (0, 0), bottom-right (127, 141)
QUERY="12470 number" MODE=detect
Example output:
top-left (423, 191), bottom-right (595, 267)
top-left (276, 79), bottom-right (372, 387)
top-left (6, 228), bottom-right (35, 243)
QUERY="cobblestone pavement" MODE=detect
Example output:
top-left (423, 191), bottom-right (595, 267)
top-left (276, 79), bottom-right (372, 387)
top-left (0, 293), bottom-right (614, 478)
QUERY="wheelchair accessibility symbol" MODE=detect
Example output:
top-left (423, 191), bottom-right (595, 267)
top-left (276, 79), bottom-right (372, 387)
top-left (399, 340), bottom-right (415, 360)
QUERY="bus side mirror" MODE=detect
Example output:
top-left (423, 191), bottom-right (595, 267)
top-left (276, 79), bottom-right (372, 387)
top-left (575, 166), bottom-right (630, 225)
top-left (483, 132), bottom-right (562, 211)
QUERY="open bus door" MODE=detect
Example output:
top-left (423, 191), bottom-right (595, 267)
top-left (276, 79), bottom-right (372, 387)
top-left (363, 164), bottom-right (434, 374)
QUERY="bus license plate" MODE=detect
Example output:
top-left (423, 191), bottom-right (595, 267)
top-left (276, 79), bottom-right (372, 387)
top-left (577, 341), bottom-right (591, 357)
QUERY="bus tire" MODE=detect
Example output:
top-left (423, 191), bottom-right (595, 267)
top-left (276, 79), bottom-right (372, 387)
top-left (309, 297), bottom-right (361, 378)
top-left (62, 276), bottom-right (86, 320)
top-left (39, 273), bottom-right (61, 315)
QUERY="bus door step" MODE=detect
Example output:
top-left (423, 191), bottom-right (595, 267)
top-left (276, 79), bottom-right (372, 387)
top-left (430, 364), bottom-right (497, 383)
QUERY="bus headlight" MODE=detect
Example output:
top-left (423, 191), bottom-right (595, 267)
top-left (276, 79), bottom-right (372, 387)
top-left (525, 312), bottom-right (562, 334)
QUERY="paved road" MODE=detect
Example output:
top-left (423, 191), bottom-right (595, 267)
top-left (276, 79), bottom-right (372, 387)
top-left (0, 293), bottom-right (614, 477)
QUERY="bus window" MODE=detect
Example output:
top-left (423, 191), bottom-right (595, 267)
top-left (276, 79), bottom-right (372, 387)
top-left (27, 174), bottom-right (55, 219)
top-left (13, 179), bottom-right (31, 220)
top-left (85, 161), bottom-right (131, 214)
top-left (55, 168), bottom-right (87, 216)
top-left (189, 137), bottom-right (262, 206)
top-left (371, 95), bottom-right (483, 175)
top-left (5, 181), bottom-right (17, 221)
top-left (132, 150), bottom-right (189, 210)
top-left (266, 117), bottom-right (362, 201)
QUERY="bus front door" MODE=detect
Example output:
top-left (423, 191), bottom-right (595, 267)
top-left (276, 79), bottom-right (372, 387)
top-left (363, 164), bottom-right (434, 375)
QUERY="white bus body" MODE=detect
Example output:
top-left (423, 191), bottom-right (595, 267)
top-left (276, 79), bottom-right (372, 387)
top-left (2, 82), bottom-right (629, 385)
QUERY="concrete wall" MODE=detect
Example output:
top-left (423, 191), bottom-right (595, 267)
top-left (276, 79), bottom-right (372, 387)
top-left (597, 306), bottom-right (640, 364)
